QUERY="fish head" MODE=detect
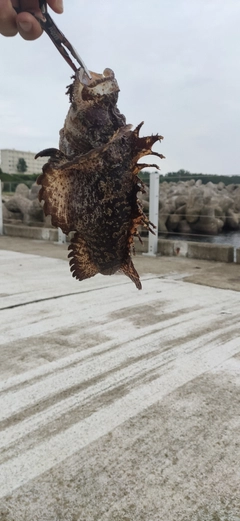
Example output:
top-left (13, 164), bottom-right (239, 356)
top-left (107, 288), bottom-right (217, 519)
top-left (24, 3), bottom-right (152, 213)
top-left (61, 67), bottom-right (126, 156)
top-left (71, 68), bottom-right (120, 106)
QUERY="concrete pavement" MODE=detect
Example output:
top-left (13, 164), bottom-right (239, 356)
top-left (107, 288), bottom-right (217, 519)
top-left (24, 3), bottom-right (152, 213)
top-left (1, 235), bottom-right (240, 291)
top-left (0, 237), bottom-right (240, 520)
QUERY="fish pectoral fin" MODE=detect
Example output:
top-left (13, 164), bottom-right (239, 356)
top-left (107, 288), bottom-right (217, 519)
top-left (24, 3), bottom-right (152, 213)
top-left (68, 235), bottom-right (99, 282)
top-left (37, 162), bottom-right (75, 234)
top-left (58, 146), bottom-right (102, 173)
top-left (119, 260), bottom-right (142, 290)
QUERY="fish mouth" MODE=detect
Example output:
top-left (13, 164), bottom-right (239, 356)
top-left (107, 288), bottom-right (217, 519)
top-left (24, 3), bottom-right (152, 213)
top-left (77, 68), bottom-right (119, 97)
top-left (78, 67), bottom-right (115, 85)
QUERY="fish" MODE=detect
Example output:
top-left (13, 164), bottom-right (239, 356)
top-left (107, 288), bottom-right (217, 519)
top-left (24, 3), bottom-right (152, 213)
top-left (36, 68), bottom-right (164, 289)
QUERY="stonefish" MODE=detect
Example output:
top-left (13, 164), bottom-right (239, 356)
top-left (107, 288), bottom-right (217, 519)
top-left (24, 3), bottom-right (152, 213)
top-left (36, 68), bottom-right (164, 289)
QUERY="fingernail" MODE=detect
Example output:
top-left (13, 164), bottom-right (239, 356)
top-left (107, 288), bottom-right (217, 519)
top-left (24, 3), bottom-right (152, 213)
top-left (18, 22), bottom-right (32, 32)
top-left (55, 0), bottom-right (64, 13)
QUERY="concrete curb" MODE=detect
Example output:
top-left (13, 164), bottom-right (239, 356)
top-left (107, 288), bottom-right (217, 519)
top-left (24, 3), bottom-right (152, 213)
top-left (187, 241), bottom-right (234, 263)
top-left (136, 237), bottom-right (235, 263)
top-left (3, 224), bottom-right (58, 242)
top-left (3, 224), bottom-right (238, 263)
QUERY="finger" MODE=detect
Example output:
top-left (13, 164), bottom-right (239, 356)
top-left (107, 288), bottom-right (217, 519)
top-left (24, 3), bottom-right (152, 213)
top-left (0, 0), bottom-right (18, 36)
top-left (16, 11), bottom-right (43, 40)
top-left (47, 0), bottom-right (63, 14)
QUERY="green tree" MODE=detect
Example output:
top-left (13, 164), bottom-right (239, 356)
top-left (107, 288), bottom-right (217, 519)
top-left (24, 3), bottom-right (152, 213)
top-left (17, 158), bottom-right (28, 173)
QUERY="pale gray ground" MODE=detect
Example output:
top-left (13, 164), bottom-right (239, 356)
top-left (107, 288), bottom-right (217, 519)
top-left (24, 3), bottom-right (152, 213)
top-left (0, 237), bottom-right (240, 521)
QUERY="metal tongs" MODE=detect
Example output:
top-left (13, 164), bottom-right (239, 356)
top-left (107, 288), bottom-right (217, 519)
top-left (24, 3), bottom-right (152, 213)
top-left (15, 1), bottom-right (91, 79)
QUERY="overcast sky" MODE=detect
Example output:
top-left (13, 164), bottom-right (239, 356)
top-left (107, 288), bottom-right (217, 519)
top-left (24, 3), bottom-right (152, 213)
top-left (1, 0), bottom-right (240, 176)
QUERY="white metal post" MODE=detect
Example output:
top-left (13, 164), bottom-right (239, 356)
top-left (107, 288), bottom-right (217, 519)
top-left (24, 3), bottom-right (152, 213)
top-left (0, 182), bottom-right (3, 236)
top-left (144, 171), bottom-right (159, 256)
top-left (58, 228), bottom-right (66, 244)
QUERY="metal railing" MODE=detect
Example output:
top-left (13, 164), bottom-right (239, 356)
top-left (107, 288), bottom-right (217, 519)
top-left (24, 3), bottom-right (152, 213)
top-left (1, 174), bottom-right (240, 250)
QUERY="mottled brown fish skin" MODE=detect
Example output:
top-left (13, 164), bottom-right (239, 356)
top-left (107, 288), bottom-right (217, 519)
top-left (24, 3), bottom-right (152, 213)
top-left (37, 69), bottom-right (164, 289)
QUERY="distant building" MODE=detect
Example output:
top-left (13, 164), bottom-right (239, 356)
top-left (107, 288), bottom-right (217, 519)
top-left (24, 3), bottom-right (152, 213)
top-left (0, 149), bottom-right (46, 175)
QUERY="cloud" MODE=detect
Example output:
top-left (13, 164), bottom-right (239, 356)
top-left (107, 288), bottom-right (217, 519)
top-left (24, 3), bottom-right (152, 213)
top-left (0, 0), bottom-right (240, 175)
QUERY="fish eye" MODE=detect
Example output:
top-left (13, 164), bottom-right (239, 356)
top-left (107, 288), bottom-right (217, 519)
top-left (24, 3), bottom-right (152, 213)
top-left (103, 68), bottom-right (115, 79)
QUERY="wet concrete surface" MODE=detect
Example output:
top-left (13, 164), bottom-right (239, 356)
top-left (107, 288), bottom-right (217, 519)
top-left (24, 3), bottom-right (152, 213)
top-left (0, 236), bottom-right (240, 521)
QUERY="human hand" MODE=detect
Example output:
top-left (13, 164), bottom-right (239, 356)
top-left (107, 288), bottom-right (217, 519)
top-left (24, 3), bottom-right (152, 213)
top-left (0, 0), bottom-right (63, 40)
